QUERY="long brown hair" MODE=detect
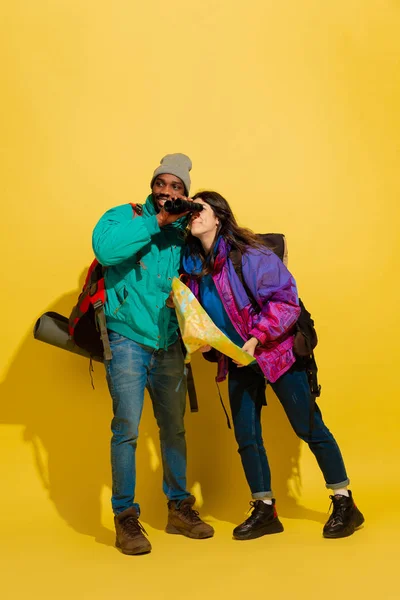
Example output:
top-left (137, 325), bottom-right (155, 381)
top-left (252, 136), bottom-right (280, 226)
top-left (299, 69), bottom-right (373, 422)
top-left (186, 191), bottom-right (265, 275)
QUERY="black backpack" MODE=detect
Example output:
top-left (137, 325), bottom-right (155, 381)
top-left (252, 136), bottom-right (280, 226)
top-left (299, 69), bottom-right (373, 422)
top-left (230, 233), bottom-right (321, 434)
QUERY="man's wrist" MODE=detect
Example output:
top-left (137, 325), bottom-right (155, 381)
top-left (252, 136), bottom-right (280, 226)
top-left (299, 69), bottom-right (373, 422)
top-left (156, 213), bottom-right (167, 227)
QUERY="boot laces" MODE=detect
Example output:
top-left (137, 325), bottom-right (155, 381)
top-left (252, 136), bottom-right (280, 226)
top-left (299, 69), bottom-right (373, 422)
top-left (242, 501), bottom-right (264, 526)
top-left (328, 495), bottom-right (348, 524)
top-left (180, 503), bottom-right (201, 523)
top-left (121, 516), bottom-right (148, 537)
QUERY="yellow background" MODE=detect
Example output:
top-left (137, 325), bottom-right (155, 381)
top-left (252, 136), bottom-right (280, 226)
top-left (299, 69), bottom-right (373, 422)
top-left (1, 1), bottom-right (399, 598)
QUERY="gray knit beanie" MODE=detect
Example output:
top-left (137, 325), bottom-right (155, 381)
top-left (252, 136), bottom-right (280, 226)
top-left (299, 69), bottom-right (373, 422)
top-left (150, 153), bottom-right (192, 195)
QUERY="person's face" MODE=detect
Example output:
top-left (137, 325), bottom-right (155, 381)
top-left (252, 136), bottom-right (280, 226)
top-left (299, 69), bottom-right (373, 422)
top-left (190, 199), bottom-right (220, 239)
top-left (152, 174), bottom-right (186, 211)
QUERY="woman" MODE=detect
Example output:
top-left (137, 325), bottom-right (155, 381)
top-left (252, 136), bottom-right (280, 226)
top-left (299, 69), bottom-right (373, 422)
top-left (182, 191), bottom-right (364, 540)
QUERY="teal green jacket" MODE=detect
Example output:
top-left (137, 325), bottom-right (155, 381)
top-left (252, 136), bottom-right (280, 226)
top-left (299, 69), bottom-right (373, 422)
top-left (92, 196), bottom-right (186, 350)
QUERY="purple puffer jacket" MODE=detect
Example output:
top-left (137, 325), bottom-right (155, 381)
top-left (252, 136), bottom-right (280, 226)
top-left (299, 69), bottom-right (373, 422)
top-left (182, 238), bottom-right (301, 383)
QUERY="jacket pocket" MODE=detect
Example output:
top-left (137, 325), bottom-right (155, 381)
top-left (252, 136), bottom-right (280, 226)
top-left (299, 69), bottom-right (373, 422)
top-left (113, 286), bottom-right (129, 316)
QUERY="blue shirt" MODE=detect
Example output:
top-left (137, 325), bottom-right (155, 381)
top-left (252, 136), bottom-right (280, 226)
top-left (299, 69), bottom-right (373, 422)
top-left (199, 274), bottom-right (244, 348)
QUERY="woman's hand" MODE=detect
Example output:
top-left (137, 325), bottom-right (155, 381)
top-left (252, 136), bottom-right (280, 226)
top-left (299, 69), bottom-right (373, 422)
top-left (198, 345), bottom-right (212, 353)
top-left (233, 337), bottom-right (259, 368)
top-left (165, 291), bottom-right (175, 308)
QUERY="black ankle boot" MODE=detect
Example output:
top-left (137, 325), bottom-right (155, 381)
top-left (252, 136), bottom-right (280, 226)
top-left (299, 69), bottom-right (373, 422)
top-left (233, 500), bottom-right (284, 540)
top-left (323, 491), bottom-right (365, 539)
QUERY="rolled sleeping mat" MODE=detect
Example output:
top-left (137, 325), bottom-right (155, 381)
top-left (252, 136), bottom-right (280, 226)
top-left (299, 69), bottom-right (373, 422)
top-left (33, 312), bottom-right (103, 363)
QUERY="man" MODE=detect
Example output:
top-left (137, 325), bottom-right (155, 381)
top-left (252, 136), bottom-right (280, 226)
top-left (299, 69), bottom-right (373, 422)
top-left (92, 154), bottom-right (214, 555)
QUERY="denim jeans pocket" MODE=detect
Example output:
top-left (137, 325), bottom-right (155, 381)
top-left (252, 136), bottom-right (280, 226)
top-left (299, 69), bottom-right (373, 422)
top-left (108, 331), bottom-right (128, 345)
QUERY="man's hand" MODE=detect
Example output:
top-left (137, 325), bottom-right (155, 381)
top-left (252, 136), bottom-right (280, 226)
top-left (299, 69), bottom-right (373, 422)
top-left (156, 196), bottom-right (193, 227)
top-left (233, 336), bottom-right (259, 368)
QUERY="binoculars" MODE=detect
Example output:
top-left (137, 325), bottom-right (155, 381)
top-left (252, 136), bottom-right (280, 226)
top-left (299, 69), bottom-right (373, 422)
top-left (163, 198), bottom-right (204, 214)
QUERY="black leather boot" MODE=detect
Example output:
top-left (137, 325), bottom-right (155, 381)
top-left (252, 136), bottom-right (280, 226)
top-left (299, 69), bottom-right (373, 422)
top-left (233, 499), bottom-right (284, 540)
top-left (323, 491), bottom-right (364, 539)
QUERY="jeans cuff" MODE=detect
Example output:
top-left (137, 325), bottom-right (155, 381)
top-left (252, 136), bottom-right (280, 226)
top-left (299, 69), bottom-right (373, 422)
top-left (113, 503), bottom-right (140, 516)
top-left (173, 493), bottom-right (192, 508)
top-left (326, 478), bottom-right (350, 490)
top-left (252, 491), bottom-right (273, 499)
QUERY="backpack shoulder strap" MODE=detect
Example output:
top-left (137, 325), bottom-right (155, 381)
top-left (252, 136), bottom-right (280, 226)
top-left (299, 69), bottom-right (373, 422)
top-left (82, 258), bottom-right (102, 291)
top-left (129, 202), bottom-right (143, 215)
top-left (229, 248), bottom-right (260, 313)
top-left (229, 247), bottom-right (242, 273)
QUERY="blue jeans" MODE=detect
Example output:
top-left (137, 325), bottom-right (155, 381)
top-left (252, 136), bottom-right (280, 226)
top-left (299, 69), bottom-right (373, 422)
top-left (228, 361), bottom-right (349, 498)
top-left (105, 332), bottom-right (189, 515)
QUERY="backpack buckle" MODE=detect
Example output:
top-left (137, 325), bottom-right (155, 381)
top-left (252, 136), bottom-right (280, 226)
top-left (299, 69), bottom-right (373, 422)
top-left (93, 299), bottom-right (103, 310)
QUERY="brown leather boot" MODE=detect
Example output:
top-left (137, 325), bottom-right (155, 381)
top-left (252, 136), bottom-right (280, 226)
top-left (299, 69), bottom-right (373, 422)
top-left (114, 507), bottom-right (152, 555)
top-left (166, 495), bottom-right (214, 539)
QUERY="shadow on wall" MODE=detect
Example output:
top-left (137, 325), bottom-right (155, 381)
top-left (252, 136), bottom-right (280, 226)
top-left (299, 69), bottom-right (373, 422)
top-left (0, 273), bottom-right (326, 548)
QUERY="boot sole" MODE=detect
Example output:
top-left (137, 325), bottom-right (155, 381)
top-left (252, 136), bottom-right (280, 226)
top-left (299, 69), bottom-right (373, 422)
top-left (233, 519), bottom-right (284, 540)
top-left (323, 513), bottom-right (365, 539)
top-left (116, 539), bottom-right (152, 555)
top-left (165, 524), bottom-right (214, 539)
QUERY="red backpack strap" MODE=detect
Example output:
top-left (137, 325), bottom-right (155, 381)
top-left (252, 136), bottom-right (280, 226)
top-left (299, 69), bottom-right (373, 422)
top-left (82, 258), bottom-right (100, 290)
top-left (130, 202), bottom-right (143, 216)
